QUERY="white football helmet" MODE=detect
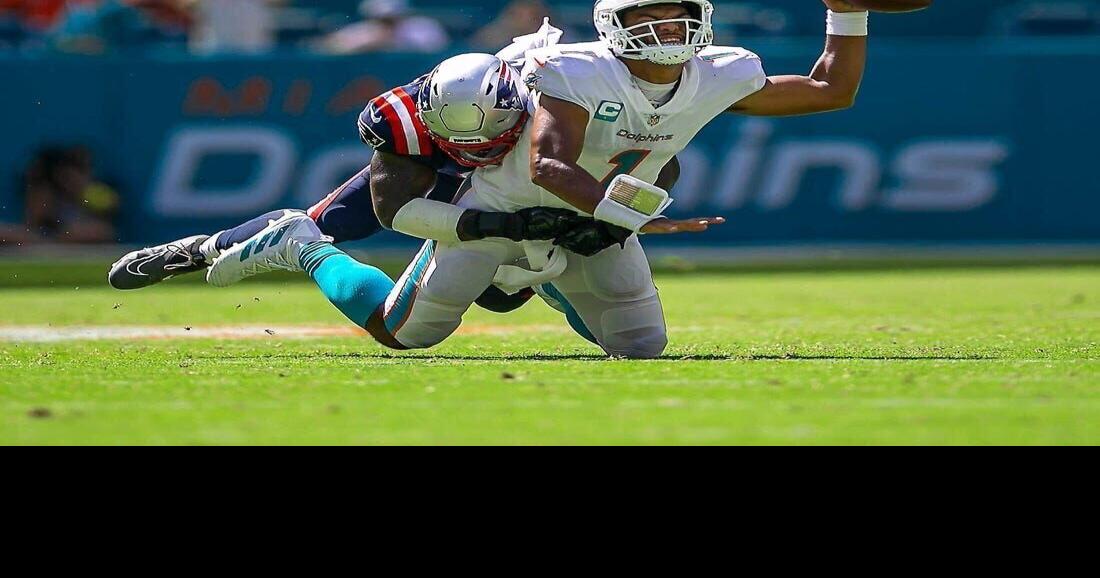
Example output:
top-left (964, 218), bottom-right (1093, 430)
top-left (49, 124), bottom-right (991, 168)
top-left (594, 0), bottom-right (714, 66)
top-left (417, 53), bottom-right (530, 168)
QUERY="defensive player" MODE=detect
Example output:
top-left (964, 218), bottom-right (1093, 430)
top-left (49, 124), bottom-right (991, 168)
top-left (210, 0), bottom-right (881, 358)
top-left (109, 22), bottom-right (678, 313)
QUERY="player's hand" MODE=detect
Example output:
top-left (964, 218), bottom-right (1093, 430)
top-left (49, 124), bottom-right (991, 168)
top-left (517, 207), bottom-right (588, 240)
top-left (641, 217), bottom-right (726, 235)
top-left (822, 0), bottom-right (864, 13)
top-left (553, 221), bottom-right (632, 257)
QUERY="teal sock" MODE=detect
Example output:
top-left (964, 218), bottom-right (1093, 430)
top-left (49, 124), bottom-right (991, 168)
top-left (299, 242), bottom-right (394, 328)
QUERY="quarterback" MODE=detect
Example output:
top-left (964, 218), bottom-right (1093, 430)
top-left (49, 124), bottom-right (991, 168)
top-left (109, 21), bottom-right (686, 315)
top-left (209, 0), bottom-right (882, 358)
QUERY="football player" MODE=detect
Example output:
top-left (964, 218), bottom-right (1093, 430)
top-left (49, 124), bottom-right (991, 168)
top-left (109, 21), bottom-right (683, 314)
top-left (210, 0), bottom-right (884, 357)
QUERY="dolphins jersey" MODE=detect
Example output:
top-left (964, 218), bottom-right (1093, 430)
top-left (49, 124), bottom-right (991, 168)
top-left (462, 42), bottom-right (767, 213)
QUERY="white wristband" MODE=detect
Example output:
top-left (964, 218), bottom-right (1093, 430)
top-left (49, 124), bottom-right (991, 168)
top-left (391, 197), bottom-right (464, 244)
top-left (593, 174), bottom-right (674, 233)
top-left (826, 10), bottom-right (869, 36)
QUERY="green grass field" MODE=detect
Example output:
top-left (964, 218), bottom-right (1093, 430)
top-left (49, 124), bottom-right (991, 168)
top-left (1, 263), bottom-right (1097, 445)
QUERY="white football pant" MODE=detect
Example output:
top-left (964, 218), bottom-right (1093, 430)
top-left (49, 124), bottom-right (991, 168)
top-left (381, 236), bottom-right (668, 359)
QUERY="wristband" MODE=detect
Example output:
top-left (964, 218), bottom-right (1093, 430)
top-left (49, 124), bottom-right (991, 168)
top-left (826, 10), bottom-right (869, 36)
top-left (593, 174), bottom-right (674, 233)
top-left (391, 197), bottom-right (465, 244)
top-left (458, 211), bottom-right (524, 242)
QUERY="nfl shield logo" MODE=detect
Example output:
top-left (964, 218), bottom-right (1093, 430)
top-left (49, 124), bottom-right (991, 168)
top-left (648, 114), bottom-right (662, 127)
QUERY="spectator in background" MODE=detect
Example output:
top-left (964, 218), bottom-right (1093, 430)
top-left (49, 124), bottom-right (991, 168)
top-left (189, 0), bottom-right (279, 54)
top-left (316, 0), bottom-right (449, 55)
top-left (10, 146), bottom-right (120, 245)
top-left (51, 0), bottom-right (193, 55)
top-left (0, 0), bottom-right (74, 32)
top-left (472, 0), bottom-right (557, 50)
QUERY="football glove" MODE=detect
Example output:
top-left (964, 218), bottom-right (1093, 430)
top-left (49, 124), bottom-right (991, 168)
top-left (553, 221), bottom-right (633, 257)
top-left (458, 207), bottom-right (585, 242)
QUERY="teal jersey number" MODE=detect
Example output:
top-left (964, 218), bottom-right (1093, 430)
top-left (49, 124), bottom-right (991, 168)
top-left (600, 149), bottom-right (652, 187)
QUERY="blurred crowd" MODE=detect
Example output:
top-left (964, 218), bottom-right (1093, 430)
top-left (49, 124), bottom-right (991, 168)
top-left (0, 0), bottom-right (573, 55)
top-left (2, 0), bottom-right (1096, 56)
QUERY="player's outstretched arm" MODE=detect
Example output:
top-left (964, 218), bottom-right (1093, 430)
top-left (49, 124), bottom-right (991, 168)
top-left (731, 0), bottom-right (867, 117)
top-left (373, 148), bottom-right (584, 244)
top-left (531, 96), bottom-right (724, 235)
top-left (369, 150), bottom-right (440, 229)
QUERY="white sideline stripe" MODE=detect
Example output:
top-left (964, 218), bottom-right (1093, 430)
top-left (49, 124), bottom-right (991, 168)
top-left (0, 326), bottom-right (361, 343)
top-left (0, 324), bottom-right (566, 343)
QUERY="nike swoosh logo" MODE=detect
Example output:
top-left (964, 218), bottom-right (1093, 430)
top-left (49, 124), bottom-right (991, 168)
top-left (125, 254), bottom-right (159, 277)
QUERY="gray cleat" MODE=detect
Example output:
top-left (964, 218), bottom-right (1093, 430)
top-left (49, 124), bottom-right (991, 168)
top-left (108, 235), bottom-right (210, 290)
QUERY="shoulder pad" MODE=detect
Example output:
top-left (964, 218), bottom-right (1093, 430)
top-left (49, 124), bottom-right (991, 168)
top-left (358, 82), bottom-right (434, 157)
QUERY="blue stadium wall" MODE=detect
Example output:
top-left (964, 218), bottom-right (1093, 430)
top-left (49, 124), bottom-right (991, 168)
top-left (1, 37), bottom-right (1098, 247)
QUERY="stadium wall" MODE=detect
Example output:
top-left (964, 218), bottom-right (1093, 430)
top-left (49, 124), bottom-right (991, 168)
top-left (1, 38), bottom-right (1098, 248)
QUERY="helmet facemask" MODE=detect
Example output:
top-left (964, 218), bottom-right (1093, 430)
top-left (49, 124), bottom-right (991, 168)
top-left (417, 54), bottom-right (531, 169)
top-left (427, 111), bottom-right (529, 168)
top-left (596, 0), bottom-right (714, 66)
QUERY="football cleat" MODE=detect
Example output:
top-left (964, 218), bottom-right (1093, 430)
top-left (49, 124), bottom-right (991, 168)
top-left (108, 235), bottom-right (210, 290)
top-left (206, 211), bottom-right (330, 288)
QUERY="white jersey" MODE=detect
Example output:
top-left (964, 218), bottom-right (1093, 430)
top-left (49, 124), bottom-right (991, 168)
top-left (463, 42), bottom-right (767, 213)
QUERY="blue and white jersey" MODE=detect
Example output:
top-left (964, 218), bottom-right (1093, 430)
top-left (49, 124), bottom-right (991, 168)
top-left (358, 77), bottom-right (468, 178)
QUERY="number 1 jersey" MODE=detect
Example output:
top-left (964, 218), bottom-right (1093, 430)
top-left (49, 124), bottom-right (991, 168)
top-left (463, 41), bottom-right (768, 213)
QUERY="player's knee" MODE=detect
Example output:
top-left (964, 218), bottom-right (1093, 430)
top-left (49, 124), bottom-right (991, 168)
top-left (391, 300), bottom-right (464, 350)
top-left (601, 326), bottom-right (668, 360)
top-left (394, 323), bottom-right (454, 350)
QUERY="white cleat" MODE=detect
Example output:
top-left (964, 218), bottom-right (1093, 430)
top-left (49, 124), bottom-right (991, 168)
top-left (206, 210), bottom-right (330, 287)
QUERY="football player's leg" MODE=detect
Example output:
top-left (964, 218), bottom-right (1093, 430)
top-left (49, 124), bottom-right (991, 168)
top-left (551, 237), bottom-right (668, 359)
top-left (200, 166), bottom-right (383, 262)
top-left (382, 239), bottom-right (516, 349)
top-left (298, 241), bottom-right (396, 339)
top-left (108, 233), bottom-right (213, 290)
top-left (532, 283), bottom-right (600, 346)
top-left (313, 166), bottom-right (534, 315)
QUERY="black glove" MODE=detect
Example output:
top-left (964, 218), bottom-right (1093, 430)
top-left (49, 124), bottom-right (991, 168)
top-left (457, 207), bottom-right (585, 242)
top-left (553, 221), bottom-right (633, 257)
top-left (516, 207), bottom-right (589, 240)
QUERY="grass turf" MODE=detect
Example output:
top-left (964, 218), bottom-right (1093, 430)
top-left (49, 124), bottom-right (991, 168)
top-left (1, 265), bottom-right (1097, 445)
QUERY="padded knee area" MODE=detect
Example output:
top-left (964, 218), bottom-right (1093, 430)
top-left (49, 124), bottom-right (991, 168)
top-left (392, 299), bottom-right (464, 350)
top-left (597, 298), bottom-right (668, 359)
top-left (601, 326), bottom-right (668, 359)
